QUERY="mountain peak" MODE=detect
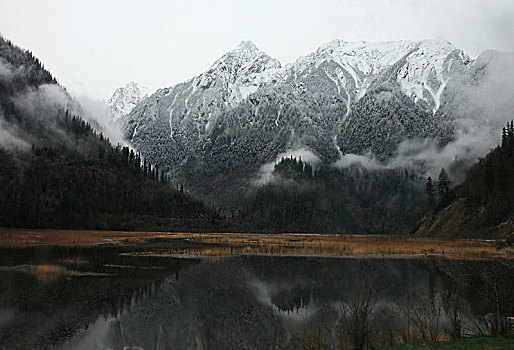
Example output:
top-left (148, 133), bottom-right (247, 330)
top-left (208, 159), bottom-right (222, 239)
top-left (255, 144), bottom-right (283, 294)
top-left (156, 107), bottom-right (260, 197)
top-left (199, 40), bottom-right (281, 86)
top-left (109, 81), bottom-right (149, 97)
top-left (106, 82), bottom-right (150, 122)
top-left (235, 40), bottom-right (259, 52)
top-left (193, 39), bottom-right (282, 103)
top-left (125, 81), bottom-right (141, 88)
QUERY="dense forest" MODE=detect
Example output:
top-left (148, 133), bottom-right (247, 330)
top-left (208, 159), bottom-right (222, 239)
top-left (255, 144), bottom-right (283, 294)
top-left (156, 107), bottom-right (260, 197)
top-left (414, 121), bottom-right (514, 239)
top-left (0, 36), bottom-right (227, 232)
top-left (0, 131), bottom-right (223, 231)
top-left (237, 156), bottom-right (425, 234)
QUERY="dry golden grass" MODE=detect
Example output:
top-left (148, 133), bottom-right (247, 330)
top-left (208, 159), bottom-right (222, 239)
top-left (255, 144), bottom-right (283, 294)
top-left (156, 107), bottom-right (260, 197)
top-left (0, 228), bottom-right (512, 260)
top-left (0, 228), bottom-right (161, 246)
top-left (33, 264), bottom-right (63, 283)
top-left (152, 234), bottom-right (514, 260)
top-left (61, 257), bottom-right (87, 265)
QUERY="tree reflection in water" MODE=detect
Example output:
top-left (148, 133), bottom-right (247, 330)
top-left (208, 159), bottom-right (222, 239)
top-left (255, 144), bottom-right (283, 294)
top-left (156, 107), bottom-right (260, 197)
top-left (0, 248), bottom-right (512, 349)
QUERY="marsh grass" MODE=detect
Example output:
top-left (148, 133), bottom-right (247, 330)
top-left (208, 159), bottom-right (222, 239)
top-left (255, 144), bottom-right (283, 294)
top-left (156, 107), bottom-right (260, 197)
top-left (61, 257), bottom-right (87, 265)
top-left (150, 234), bottom-right (514, 260)
top-left (0, 228), bottom-right (512, 259)
top-left (377, 336), bottom-right (514, 349)
top-left (33, 264), bottom-right (63, 283)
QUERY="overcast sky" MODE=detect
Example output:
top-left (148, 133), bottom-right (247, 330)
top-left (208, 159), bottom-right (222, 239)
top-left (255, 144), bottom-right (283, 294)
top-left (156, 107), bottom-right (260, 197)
top-left (1, 0), bottom-right (513, 99)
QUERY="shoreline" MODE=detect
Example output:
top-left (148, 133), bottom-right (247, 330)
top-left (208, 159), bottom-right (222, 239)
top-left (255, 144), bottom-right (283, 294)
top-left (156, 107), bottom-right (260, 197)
top-left (1, 228), bottom-right (512, 260)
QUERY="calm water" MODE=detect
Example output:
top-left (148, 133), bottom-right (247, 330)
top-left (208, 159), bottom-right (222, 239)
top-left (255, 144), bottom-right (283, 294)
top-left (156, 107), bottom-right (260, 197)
top-left (0, 246), bottom-right (512, 349)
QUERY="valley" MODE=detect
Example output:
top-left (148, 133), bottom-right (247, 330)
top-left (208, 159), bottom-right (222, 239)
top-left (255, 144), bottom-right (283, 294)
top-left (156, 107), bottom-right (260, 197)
top-left (1, 7), bottom-right (514, 347)
top-left (1, 228), bottom-right (512, 260)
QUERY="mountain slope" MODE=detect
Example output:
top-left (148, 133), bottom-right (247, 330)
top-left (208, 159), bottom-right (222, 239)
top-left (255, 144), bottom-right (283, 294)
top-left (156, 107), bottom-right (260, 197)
top-left (0, 36), bottom-right (225, 231)
top-left (413, 124), bottom-right (514, 239)
top-left (237, 156), bottom-right (424, 234)
top-left (117, 39), bottom-right (500, 207)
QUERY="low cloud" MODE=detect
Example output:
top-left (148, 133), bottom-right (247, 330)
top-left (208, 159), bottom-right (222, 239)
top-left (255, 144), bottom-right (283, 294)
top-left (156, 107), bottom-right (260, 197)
top-left (0, 57), bottom-right (126, 152)
top-left (335, 51), bottom-right (514, 182)
top-left (334, 153), bottom-right (383, 171)
top-left (3, 82), bottom-right (125, 151)
top-left (0, 60), bottom-right (14, 83)
top-left (0, 117), bottom-right (30, 151)
top-left (13, 84), bottom-right (74, 117)
top-left (73, 93), bottom-right (126, 146)
top-left (334, 128), bottom-right (499, 182)
top-left (253, 147), bottom-right (320, 186)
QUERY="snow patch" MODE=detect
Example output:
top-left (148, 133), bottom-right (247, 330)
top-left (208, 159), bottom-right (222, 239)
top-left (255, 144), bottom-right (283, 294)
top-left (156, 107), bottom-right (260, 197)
top-left (239, 85), bottom-right (259, 100)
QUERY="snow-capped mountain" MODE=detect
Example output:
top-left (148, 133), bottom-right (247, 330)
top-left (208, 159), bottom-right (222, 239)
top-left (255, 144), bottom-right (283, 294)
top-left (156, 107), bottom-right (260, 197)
top-left (192, 40), bottom-right (284, 105)
top-left (106, 82), bottom-right (150, 122)
top-left (117, 39), bottom-right (514, 207)
top-left (291, 38), bottom-right (468, 112)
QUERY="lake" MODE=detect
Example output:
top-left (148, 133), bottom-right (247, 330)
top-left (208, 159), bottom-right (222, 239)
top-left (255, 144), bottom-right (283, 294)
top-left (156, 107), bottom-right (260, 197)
top-left (0, 246), bottom-right (512, 349)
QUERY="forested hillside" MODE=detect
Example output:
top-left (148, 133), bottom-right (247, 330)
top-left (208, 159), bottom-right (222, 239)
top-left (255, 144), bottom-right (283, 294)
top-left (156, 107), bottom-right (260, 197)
top-left (238, 156), bottom-right (424, 234)
top-left (0, 36), bottom-right (225, 232)
top-left (413, 122), bottom-right (514, 239)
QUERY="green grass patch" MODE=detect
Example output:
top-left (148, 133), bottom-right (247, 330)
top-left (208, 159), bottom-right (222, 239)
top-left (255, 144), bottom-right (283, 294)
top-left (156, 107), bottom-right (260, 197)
top-left (378, 336), bottom-right (514, 350)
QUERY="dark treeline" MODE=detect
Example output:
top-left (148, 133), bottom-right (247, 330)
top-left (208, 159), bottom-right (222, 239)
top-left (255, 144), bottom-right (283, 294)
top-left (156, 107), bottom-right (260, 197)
top-left (461, 120), bottom-right (514, 225)
top-left (55, 111), bottom-right (171, 185)
top-left (0, 36), bottom-right (228, 232)
top-left (0, 37), bottom-right (57, 92)
top-left (425, 167), bottom-right (451, 209)
top-left (0, 112), bottom-right (224, 231)
top-left (238, 156), bottom-right (424, 234)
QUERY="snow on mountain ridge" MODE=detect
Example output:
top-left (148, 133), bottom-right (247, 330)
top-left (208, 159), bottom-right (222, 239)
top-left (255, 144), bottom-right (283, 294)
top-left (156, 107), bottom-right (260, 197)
top-left (117, 38), bottom-right (508, 209)
top-left (398, 39), bottom-right (469, 111)
top-left (193, 40), bottom-right (283, 104)
top-left (122, 38), bottom-right (470, 150)
top-left (122, 38), bottom-right (463, 120)
top-left (106, 81), bottom-right (150, 122)
top-left (290, 38), bottom-right (468, 111)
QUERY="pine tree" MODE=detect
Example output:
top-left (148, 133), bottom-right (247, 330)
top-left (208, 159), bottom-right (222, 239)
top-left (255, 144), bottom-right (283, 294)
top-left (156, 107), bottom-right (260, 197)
top-left (437, 168), bottom-right (451, 197)
top-left (135, 154), bottom-right (141, 172)
top-left (426, 176), bottom-right (436, 207)
top-left (503, 120), bottom-right (514, 152)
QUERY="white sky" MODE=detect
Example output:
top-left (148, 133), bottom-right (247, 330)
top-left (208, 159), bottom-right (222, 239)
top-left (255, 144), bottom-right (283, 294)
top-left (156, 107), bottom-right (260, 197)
top-left (1, 0), bottom-right (513, 99)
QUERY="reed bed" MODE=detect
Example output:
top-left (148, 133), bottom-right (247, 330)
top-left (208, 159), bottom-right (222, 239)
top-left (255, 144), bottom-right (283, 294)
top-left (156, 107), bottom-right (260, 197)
top-left (0, 228), bottom-right (512, 260)
top-left (153, 233), bottom-right (514, 259)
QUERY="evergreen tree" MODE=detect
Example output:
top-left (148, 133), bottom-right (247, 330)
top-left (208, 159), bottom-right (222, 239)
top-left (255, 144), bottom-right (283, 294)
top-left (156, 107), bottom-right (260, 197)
top-left (503, 120), bottom-right (514, 152)
top-left (437, 168), bottom-right (451, 197)
top-left (426, 176), bottom-right (436, 207)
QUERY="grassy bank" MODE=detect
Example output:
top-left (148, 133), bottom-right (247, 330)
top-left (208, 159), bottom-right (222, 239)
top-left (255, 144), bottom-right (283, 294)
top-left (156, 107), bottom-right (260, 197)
top-left (378, 336), bottom-right (514, 349)
top-left (0, 228), bottom-right (512, 259)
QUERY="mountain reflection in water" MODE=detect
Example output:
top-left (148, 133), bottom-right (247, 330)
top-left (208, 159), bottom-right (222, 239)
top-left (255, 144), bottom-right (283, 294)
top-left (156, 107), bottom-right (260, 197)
top-left (0, 247), bottom-right (512, 349)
